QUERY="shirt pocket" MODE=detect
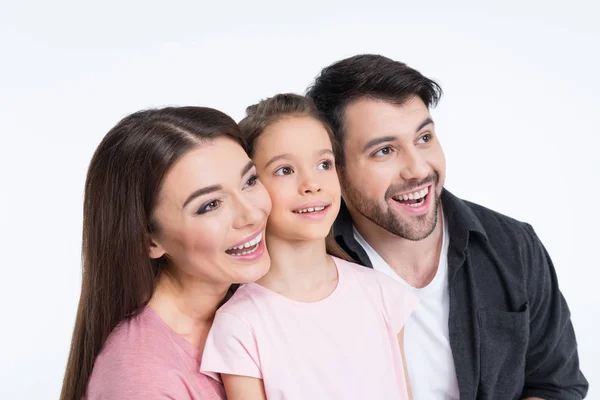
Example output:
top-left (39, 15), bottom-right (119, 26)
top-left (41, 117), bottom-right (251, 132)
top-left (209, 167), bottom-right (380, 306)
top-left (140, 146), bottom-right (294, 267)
top-left (477, 304), bottom-right (529, 399)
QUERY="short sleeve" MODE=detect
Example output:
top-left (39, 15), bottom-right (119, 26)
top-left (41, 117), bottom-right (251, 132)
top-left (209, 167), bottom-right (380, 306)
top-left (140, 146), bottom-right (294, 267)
top-left (86, 356), bottom-right (194, 400)
top-left (376, 272), bottom-right (420, 334)
top-left (200, 311), bottom-right (262, 379)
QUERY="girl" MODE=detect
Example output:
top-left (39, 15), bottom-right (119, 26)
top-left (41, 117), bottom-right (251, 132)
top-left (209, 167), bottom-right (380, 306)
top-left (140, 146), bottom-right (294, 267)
top-left (60, 107), bottom-right (272, 400)
top-left (201, 94), bottom-right (418, 399)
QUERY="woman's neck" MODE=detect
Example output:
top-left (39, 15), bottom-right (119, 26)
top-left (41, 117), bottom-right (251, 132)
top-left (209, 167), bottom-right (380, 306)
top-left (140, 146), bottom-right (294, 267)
top-left (149, 268), bottom-right (229, 350)
top-left (257, 234), bottom-right (338, 301)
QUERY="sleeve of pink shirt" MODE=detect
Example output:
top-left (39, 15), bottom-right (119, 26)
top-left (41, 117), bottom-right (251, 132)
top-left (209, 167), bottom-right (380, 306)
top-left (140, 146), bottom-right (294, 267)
top-left (375, 272), bottom-right (420, 334)
top-left (86, 353), bottom-right (195, 400)
top-left (200, 311), bottom-right (262, 379)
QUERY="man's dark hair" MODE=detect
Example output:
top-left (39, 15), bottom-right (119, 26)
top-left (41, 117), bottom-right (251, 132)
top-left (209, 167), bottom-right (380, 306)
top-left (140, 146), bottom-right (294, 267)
top-left (306, 54), bottom-right (442, 164)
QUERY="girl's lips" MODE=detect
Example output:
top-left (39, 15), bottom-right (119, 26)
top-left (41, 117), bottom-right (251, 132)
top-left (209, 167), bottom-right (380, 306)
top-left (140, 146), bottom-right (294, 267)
top-left (292, 201), bottom-right (331, 213)
top-left (292, 204), bottom-right (330, 221)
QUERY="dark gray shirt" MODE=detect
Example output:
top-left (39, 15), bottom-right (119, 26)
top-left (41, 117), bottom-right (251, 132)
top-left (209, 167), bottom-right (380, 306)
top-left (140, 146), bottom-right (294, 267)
top-left (333, 189), bottom-right (588, 399)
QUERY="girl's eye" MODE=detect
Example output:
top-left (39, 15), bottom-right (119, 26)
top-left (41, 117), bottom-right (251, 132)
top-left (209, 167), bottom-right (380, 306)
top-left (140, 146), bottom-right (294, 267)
top-left (317, 160), bottom-right (333, 170)
top-left (243, 174), bottom-right (259, 188)
top-left (196, 199), bottom-right (221, 215)
top-left (274, 166), bottom-right (294, 176)
top-left (372, 146), bottom-right (394, 157)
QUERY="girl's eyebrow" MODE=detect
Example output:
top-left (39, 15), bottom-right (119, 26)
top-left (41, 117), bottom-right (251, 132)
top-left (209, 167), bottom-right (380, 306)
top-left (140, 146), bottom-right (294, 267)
top-left (265, 153), bottom-right (291, 169)
top-left (317, 149), bottom-right (334, 156)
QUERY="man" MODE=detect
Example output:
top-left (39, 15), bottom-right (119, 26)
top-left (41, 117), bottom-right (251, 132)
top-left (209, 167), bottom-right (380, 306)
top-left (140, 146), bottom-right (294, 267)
top-left (306, 54), bottom-right (588, 399)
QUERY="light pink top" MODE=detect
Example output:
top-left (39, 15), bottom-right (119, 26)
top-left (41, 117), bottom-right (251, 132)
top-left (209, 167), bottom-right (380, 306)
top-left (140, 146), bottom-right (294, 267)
top-left (201, 257), bottom-right (419, 400)
top-left (86, 307), bottom-right (225, 400)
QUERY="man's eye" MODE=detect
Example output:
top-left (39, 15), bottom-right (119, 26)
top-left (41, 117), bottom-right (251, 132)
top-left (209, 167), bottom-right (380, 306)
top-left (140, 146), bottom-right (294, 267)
top-left (373, 146), bottom-right (393, 157)
top-left (418, 134), bottom-right (432, 144)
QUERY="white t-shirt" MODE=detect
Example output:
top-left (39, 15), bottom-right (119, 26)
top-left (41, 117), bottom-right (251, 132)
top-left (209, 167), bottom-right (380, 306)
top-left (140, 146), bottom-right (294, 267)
top-left (353, 216), bottom-right (460, 400)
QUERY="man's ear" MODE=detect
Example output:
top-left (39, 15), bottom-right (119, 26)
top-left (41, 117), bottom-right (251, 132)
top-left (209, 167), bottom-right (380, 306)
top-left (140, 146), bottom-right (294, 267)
top-left (148, 235), bottom-right (166, 259)
top-left (336, 164), bottom-right (347, 200)
top-left (336, 163), bottom-right (344, 181)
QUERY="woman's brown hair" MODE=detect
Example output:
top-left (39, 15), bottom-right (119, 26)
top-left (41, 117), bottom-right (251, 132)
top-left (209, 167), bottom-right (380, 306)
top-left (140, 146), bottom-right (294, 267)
top-left (238, 93), bottom-right (354, 263)
top-left (60, 107), bottom-right (242, 400)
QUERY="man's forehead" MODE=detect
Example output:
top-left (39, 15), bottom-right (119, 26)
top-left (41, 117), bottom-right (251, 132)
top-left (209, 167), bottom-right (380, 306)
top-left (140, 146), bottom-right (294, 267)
top-left (343, 97), bottom-right (431, 139)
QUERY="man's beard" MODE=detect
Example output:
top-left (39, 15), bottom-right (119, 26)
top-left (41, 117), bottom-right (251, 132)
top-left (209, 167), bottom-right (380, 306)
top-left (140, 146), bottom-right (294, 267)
top-left (341, 171), bottom-right (441, 241)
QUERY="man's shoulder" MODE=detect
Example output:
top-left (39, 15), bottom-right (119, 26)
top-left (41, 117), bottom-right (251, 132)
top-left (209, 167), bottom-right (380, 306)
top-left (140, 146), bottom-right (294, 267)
top-left (448, 194), bottom-right (549, 292)
top-left (445, 191), bottom-right (536, 244)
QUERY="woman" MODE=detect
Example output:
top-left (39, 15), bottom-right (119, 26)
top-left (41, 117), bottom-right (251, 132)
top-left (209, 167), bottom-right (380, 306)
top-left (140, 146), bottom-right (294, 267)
top-left (60, 106), bottom-right (272, 399)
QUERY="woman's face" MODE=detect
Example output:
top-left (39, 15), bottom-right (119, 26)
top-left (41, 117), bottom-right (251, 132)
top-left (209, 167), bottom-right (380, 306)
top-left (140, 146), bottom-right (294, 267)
top-left (149, 137), bottom-right (272, 285)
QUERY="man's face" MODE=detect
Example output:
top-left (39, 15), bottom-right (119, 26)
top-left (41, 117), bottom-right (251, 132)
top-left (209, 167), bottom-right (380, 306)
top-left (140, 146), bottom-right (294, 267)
top-left (339, 96), bottom-right (446, 241)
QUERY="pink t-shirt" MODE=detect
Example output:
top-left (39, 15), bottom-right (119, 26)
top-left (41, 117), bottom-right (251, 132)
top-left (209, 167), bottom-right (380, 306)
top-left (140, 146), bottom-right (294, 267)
top-left (201, 256), bottom-right (419, 400)
top-left (86, 306), bottom-right (225, 400)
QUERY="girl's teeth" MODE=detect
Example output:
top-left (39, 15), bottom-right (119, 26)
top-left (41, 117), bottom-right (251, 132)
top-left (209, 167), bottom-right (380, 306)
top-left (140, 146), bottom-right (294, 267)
top-left (294, 206), bottom-right (326, 214)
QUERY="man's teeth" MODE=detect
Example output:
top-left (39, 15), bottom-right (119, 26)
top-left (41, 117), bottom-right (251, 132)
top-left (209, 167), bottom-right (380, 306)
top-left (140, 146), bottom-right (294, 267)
top-left (228, 232), bottom-right (262, 251)
top-left (293, 206), bottom-right (326, 214)
top-left (393, 187), bottom-right (429, 201)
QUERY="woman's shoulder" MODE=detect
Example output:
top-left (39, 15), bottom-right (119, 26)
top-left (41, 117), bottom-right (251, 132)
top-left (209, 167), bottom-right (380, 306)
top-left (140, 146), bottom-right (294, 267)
top-left (86, 308), bottom-right (193, 398)
top-left (100, 307), bottom-right (175, 356)
top-left (88, 308), bottom-right (178, 380)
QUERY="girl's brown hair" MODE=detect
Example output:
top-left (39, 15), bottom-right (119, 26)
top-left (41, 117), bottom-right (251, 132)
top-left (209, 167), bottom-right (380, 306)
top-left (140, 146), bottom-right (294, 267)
top-left (238, 93), bottom-right (354, 263)
top-left (60, 107), bottom-right (242, 400)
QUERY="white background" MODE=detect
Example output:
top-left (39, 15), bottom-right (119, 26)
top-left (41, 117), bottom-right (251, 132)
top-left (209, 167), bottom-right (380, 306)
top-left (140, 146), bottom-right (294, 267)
top-left (1, 0), bottom-right (598, 398)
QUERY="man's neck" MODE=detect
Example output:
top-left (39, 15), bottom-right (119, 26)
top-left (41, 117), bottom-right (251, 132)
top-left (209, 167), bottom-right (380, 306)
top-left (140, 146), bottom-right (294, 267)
top-left (352, 203), bottom-right (444, 289)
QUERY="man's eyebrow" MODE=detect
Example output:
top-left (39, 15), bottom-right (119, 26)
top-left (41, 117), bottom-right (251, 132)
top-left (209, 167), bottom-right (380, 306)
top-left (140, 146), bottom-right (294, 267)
top-left (362, 136), bottom-right (398, 153)
top-left (361, 118), bottom-right (435, 153)
top-left (416, 117), bottom-right (434, 132)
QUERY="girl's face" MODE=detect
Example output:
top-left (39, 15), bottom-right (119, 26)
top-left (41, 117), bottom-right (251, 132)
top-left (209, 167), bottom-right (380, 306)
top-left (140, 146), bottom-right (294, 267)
top-left (252, 116), bottom-right (341, 242)
top-left (149, 137), bottom-right (272, 285)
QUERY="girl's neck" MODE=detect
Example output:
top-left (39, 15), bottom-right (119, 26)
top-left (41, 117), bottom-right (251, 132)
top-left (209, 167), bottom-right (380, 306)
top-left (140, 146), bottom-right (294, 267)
top-left (257, 234), bottom-right (338, 302)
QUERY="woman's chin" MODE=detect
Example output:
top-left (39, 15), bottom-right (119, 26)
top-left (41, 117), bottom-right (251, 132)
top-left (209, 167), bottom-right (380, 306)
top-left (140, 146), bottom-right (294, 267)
top-left (229, 251), bottom-right (271, 284)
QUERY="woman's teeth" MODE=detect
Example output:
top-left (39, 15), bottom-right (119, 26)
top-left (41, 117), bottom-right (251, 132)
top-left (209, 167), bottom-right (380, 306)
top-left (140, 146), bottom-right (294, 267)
top-left (293, 206), bottom-right (326, 214)
top-left (226, 232), bottom-right (262, 255)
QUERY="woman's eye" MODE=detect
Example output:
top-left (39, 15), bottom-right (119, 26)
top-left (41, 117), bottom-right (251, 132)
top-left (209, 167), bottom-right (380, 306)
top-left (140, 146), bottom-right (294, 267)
top-left (243, 174), bottom-right (259, 188)
top-left (318, 160), bottom-right (332, 170)
top-left (373, 146), bottom-right (393, 157)
top-left (196, 199), bottom-right (221, 215)
top-left (274, 166), bottom-right (294, 176)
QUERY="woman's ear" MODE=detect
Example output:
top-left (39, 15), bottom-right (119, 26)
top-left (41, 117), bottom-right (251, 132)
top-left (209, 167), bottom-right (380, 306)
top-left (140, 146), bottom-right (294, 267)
top-left (148, 235), bottom-right (166, 259)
